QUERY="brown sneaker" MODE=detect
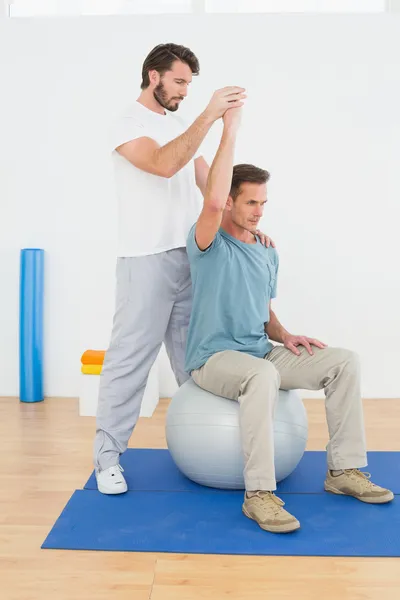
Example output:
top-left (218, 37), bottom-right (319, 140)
top-left (324, 469), bottom-right (394, 504)
top-left (242, 491), bottom-right (300, 533)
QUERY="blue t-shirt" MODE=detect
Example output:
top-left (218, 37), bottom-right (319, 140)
top-left (185, 224), bottom-right (279, 374)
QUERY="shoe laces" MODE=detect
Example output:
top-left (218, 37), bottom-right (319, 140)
top-left (109, 464), bottom-right (124, 477)
top-left (252, 491), bottom-right (286, 517)
top-left (343, 469), bottom-right (376, 489)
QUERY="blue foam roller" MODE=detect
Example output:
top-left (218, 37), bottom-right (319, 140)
top-left (19, 248), bottom-right (44, 403)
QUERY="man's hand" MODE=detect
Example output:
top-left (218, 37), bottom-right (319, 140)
top-left (282, 334), bottom-right (327, 356)
top-left (204, 87), bottom-right (246, 121)
top-left (255, 230), bottom-right (276, 248)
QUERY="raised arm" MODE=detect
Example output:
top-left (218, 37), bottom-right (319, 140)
top-left (195, 107), bottom-right (242, 251)
top-left (117, 87), bottom-right (245, 179)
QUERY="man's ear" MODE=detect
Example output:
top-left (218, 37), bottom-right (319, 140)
top-left (225, 195), bottom-right (234, 211)
top-left (149, 69), bottom-right (160, 86)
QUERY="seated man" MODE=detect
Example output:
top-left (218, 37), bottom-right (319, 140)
top-left (184, 105), bottom-right (393, 534)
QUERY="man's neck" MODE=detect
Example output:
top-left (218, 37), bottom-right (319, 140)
top-left (136, 90), bottom-right (166, 115)
top-left (220, 218), bottom-right (257, 244)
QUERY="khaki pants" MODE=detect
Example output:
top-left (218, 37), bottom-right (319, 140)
top-left (191, 345), bottom-right (367, 491)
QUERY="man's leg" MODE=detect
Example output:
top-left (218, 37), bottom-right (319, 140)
top-left (266, 345), bottom-right (367, 469)
top-left (192, 350), bottom-right (300, 533)
top-left (192, 350), bottom-right (279, 491)
top-left (164, 248), bottom-right (191, 386)
top-left (94, 255), bottom-right (174, 480)
top-left (266, 345), bottom-right (393, 502)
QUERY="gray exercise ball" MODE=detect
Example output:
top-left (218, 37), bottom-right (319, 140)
top-left (166, 378), bottom-right (308, 490)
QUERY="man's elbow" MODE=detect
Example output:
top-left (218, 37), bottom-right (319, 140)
top-left (150, 164), bottom-right (175, 179)
top-left (204, 196), bottom-right (226, 212)
top-left (151, 150), bottom-right (177, 178)
top-left (124, 155), bottom-right (175, 179)
top-left (144, 164), bottom-right (175, 179)
top-left (161, 165), bottom-right (177, 179)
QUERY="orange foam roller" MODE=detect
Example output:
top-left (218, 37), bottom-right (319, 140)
top-left (81, 350), bottom-right (106, 366)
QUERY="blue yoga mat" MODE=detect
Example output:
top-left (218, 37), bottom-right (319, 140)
top-left (42, 489), bottom-right (399, 556)
top-left (19, 248), bottom-right (44, 403)
top-left (84, 449), bottom-right (400, 494)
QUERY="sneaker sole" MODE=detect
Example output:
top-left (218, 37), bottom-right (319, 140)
top-left (96, 482), bottom-right (128, 495)
top-left (324, 482), bottom-right (394, 504)
top-left (242, 505), bottom-right (300, 533)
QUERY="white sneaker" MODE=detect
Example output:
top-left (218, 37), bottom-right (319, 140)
top-left (95, 464), bottom-right (128, 495)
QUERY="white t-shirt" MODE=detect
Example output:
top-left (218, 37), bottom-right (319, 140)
top-left (110, 101), bottom-right (203, 257)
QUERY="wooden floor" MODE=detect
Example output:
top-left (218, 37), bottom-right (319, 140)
top-left (1, 396), bottom-right (400, 600)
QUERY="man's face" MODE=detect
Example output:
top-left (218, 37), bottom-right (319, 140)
top-left (152, 60), bottom-right (192, 112)
top-left (228, 182), bottom-right (267, 233)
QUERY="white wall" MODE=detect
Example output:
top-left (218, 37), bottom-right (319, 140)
top-left (1, 14), bottom-right (399, 399)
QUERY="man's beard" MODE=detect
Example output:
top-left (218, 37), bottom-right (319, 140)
top-left (153, 81), bottom-right (182, 112)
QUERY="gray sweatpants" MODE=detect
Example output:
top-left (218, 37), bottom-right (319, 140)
top-left (94, 248), bottom-right (191, 471)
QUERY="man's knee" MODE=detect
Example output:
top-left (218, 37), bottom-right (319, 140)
top-left (337, 348), bottom-right (359, 368)
top-left (250, 360), bottom-right (281, 389)
top-left (327, 347), bottom-right (360, 377)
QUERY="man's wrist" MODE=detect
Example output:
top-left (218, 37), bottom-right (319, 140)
top-left (200, 109), bottom-right (216, 127)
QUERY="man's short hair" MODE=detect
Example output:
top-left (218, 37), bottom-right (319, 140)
top-left (141, 43), bottom-right (200, 89)
top-left (230, 164), bottom-right (270, 200)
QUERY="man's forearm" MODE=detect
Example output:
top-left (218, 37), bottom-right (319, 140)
top-left (195, 157), bottom-right (210, 197)
top-left (204, 127), bottom-right (236, 208)
top-left (155, 111), bottom-right (214, 178)
top-left (196, 175), bottom-right (207, 197)
top-left (265, 310), bottom-right (291, 344)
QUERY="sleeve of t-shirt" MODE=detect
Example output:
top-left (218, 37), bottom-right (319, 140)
top-left (271, 250), bottom-right (279, 299)
top-left (186, 222), bottom-right (221, 260)
top-left (109, 116), bottom-right (148, 152)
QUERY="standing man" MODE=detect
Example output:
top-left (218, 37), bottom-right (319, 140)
top-left (94, 43), bottom-right (269, 494)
